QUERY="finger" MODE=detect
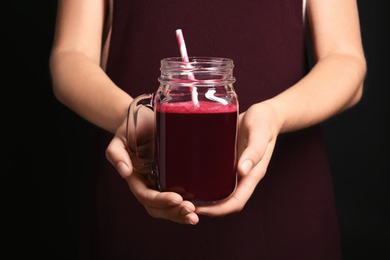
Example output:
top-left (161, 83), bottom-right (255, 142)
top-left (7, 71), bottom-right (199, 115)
top-left (237, 122), bottom-right (272, 176)
top-left (106, 135), bottom-right (133, 178)
top-left (146, 200), bottom-right (200, 225)
top-left (125, 171), bottom-right (185, 209)
top-left (127, 174), bottom-right (199, 224)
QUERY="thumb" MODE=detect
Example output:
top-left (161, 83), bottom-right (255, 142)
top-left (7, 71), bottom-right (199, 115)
top-left (237, 132), bottom-right (269, 176)
top-left (106, 136), bottom-right (133, 178)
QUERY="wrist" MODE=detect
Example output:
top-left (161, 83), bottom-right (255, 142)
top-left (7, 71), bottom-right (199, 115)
top-left (258, 99), bottom-right (286, 134)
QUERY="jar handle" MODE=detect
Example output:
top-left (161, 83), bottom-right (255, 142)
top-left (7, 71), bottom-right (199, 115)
top-left (126, 94), bottom-right (157, 182)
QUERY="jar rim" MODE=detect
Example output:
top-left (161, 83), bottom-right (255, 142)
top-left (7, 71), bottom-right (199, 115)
top-left (161, 56), bottom-right (233, 64)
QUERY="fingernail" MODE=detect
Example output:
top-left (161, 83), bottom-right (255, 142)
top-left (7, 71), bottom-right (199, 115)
top-left (240, 160), bottom-right (253, 175)
top-left (185, 219), bottom-right (196, 225)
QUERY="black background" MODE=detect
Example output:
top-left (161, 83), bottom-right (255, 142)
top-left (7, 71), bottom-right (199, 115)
top-left (2, 1), bottom-right (389, 259)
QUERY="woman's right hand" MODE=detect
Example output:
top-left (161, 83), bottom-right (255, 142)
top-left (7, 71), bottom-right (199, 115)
top-left (105, 107), bottom-right (200, 225)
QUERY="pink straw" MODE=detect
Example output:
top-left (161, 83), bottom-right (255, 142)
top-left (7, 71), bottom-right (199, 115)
top-left (175, 29), bottom-right (199, 106)
top-left (176, 29), bottom-right (190, 63)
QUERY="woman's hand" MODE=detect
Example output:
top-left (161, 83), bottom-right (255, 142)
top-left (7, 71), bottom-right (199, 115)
top-left (106, 101), bottom-right (282, 222)
top-left (196, 102), bottom-right (281, 216)
top-left (105, 107), bottom-right (199, 225)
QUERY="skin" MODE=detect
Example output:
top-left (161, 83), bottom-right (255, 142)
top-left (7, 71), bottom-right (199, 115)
top-left (50, 0), bottom-right (366, 225)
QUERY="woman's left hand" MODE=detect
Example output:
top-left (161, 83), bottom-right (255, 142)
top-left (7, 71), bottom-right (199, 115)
top-left (196, 102), bottom-right (280, 216)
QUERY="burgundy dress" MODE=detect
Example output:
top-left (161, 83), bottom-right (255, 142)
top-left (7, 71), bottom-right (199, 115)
top-left (80, 0), bottom-right (342, 259)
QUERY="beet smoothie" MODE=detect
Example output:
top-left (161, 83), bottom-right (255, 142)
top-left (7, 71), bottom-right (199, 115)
top-left (155, 100), bottom-right (238, 204)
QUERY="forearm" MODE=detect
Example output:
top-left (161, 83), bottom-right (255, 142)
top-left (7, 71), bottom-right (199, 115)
top-left (264, 51), bottom-right (366, 133)
top-left (50, 50), bottom-right (132, 133)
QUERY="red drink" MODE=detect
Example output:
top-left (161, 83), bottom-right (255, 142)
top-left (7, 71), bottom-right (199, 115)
top-left (155, 100), bottom-right (238, 204)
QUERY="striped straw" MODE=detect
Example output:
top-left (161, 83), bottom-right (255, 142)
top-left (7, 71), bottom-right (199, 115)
top-left (176, 29), bottom-right (190, 63)
top-left (175, 29), bottom-right (199, 106)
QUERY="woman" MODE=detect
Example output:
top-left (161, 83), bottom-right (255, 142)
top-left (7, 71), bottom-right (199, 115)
top-left (50, 0), bottom-right (366, 259)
